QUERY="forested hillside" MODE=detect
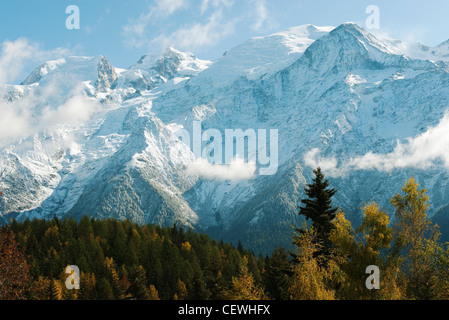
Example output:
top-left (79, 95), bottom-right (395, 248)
top-left (1, 173), bottom-right (449, 300)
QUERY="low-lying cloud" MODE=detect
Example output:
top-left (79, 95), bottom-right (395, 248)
top-left (186, 157), bottom-right (256, 181)
top-left (0, 84), bottom-right (101, 146)
top-left (305, 112), bottom-right (449, 177)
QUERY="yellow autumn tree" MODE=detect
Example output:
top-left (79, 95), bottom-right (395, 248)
top-left (47, 279), bottom-right (63, 300)
top-left (224, 256), bottom-right (267, 300)
top-left (105, 257), bottom-right (125, 299)
top-left (289, 225), bottom-right (335, 300)
top-left (148, 284), bottom-right (160, 300)
top-left (391, 178), bottom-right (442, 299)
top-left (174, 279), bottom-right (188, 300)
top-left (330, 206), bottom-right (402, 300)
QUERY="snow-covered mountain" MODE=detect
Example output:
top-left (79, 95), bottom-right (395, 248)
top-left (2, 23), bottom-right (449, 253)
top-left (114, 46), bottom-right (212, 92)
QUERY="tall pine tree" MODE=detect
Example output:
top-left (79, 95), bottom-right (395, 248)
top-left (295, 167), bottom-right (337, 262)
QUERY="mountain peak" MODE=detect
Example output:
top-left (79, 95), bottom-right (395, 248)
top-left (162, 46), bottom-right (184, 56)
top-left (21, 55), bottom-right (115, 87)
top-left (298, 22), bottom-right (413, 71)
top-left (337, 22), bottom-right (364, 31)
top-left (114, 47), bottom-right (212, 91)
top-left (133, 47), bottom-right (210, 74)
top-left (329, 22), bottom-right (372, 42)
top-left (437, 38), bottom-right (449, 48)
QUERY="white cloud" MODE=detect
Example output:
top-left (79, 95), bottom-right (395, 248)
top-left (122, 10), bottom-right (152, 44)
top-left (186, 157), bottom-right (256, 180)
top-left (304, 148), bottom-right (343, 177)
top-left (124, 0), bottom-right (236, 51)
top-left (154, 0), bottom-right (186, 16)
top-left (0, 104), bottom-right (29, 143)
top-left (123, 0), bottom-right (188, 47)
top-left (200, 0), bottom-right (234, 13)
top-left (304, 111), bottom-right (449, 177)
top-left (200, 0), bottom-right (210, 14)
top-left (0, 38), bottom-right (71, 84)
top-left (150, 10), bottom-right (236, 52)
top-left (250, 0), bottom-right (269, 31)
top-left (0, 84), bottom-right (101, 146)
top-left (41, 95), bottom-right (99, 127)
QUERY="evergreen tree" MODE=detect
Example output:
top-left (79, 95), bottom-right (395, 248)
top-left (96, 277), bottom-right (114, 300)
top-left (128, 265), bottom-right (150, 300)
top-left (237, 240), bottom-right (244, 255)
top-left (78, 215), bottom-right (94, 239)
top-left (79, 272), bottom-right (96, 300)
top-left (295, 167), bottom-right (337, 262)
top-left (112, 222), bottom-right (127, 265)
top-left (190, 267), bottom-right (210, 300)
top-left (263, 248), bottom-right (290, 300)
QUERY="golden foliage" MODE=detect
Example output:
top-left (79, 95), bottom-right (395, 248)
top-left (224, 256), bottom-right (267, 300)
top-left (289, 226), bottom-right (335, 300)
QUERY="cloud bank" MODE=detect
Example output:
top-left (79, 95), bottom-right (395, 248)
top-left (305, 112), bottom-right (449, 177)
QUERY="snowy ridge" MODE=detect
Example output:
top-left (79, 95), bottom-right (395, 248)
top-left (114, 47), bottom-right (212, 92)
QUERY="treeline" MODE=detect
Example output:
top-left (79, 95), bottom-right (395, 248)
top-left (1, 168), bottom-right (449, 300)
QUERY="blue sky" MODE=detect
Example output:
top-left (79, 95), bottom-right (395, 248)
top-left (1, 0), bottom-right (449, 84)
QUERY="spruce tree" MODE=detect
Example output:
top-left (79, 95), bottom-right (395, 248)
top-left (128, 265), bottom-right (151, 300)
top-left (96, 277), bottom-right (115, 300)
top-left (295, 167), bottom-right (337, 262)
top-left (190, 268), bottom-right (210, 300)
top-left (263, 248), bottom-right (290, 300)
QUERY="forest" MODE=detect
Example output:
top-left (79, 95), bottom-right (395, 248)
top-left (1, 168), bottom-right (449, 300)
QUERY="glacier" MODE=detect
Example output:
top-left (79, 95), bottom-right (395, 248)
top-left (1, 23), bottom-right (449, 253)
